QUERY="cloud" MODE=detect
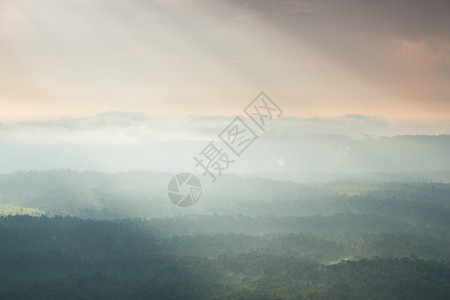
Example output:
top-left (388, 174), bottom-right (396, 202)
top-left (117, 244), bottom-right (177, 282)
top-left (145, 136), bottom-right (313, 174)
top-left (0, 112), bottom-right (238, 144)
top-left (269, 114), bottom-right (389, 138)
top-left (0, 111), bottom-right (449, 174)
top-left (0, 112), bottom-right (448, 147)
top-left (393, 34), bottom-right (450, 68)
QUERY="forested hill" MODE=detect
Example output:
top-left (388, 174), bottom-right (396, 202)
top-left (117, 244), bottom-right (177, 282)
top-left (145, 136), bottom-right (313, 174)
top-left (1, 171), bottom-right (450, 298)
top-left (1, 215), bottom-right (450, 299)
top-left (1, 170), bottom-right (450, 219)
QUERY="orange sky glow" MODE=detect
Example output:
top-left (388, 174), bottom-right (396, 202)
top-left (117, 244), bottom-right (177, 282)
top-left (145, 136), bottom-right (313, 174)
top-left (1, 0), bottom-right (449, 124)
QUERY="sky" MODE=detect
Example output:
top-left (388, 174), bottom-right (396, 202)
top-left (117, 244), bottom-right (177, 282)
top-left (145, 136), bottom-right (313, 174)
top-left (1, 0), bottom-right (449, 124)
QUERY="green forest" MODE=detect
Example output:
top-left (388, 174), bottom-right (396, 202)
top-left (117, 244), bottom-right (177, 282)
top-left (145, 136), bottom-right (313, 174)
top-left (1, 171), bottom-right (450, 299)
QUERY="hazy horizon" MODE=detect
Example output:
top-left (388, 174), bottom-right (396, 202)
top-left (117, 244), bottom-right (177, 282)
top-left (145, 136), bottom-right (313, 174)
top-left (0, 110), bottom-right (449, 176)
